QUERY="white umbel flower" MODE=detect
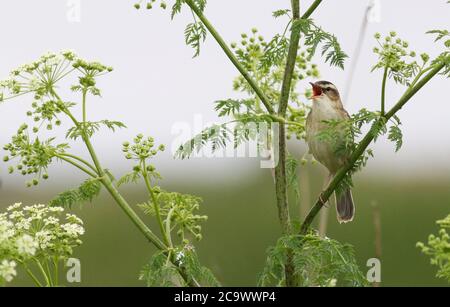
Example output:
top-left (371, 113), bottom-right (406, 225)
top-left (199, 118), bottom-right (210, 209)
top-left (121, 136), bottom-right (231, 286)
top-left (0, 219), bottom-right (15, 243)
top-left (1, 202), bottom-right (85, 285)
top-left (35, 230), bottom-right (54, 249)
top-left (16, 234), bottom-right (38, 256)
top-left (7, 203), bottom-right (22, 211)
top-left (61, 223), bottom-right (85, 237)
top-left (0, 260), bottom-right (17, 282)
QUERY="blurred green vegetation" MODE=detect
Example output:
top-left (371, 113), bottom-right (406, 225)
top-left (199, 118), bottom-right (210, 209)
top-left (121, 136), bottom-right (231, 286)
top-left (2, 164), bottom-right (449, 287)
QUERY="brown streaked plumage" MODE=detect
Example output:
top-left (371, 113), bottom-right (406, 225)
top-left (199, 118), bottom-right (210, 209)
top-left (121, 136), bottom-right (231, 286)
top-left (305, 81), bottom-right (355, 223)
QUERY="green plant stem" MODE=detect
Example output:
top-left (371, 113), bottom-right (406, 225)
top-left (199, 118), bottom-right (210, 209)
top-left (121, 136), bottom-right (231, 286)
top-left (301, 0), bottom-right (323, 19)
top-left (166, 208), bottom-right (175, 248)
top-left (44, 259), bottom-right (54, 287)
top-left (26, 268), bottom-right (43, 287)
top-left (99, 175), bottom-right (166, 250)
top-left (51, 91), bottom-right (199, 287)
top-left (53, 257), bottom-right (59, 287)
top-left (21, 262), bottom-right (43, 287)
top-left (185, 0), bottom-right (275, 115)
top-left (274, 0), bottom-right (302, 287)
top-left (82, 89), bottom-right (87, 124)
top-left (300, 60), bottom-right (447, 235)
top-left (34, 259), bottom-right (51, 287)
top-left (381, 67), bottom-right (388, 116)
top-left (142, 160), bottom-right (172, 247)
top-left (59, 153), bottom-right (98, 174)
top-left (55, 154), bottom-right (98, 178)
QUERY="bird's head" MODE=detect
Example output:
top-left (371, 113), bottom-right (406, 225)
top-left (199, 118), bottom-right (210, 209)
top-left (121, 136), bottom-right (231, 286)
top-left (309, 81), bottom-right (341, 102)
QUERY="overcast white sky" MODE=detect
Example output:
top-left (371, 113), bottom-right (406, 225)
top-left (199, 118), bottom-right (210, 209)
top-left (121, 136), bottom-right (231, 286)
top-left (0, 0), bottom-right (449, 184)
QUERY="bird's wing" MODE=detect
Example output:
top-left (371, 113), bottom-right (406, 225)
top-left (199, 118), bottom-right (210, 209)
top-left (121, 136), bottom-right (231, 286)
top-left (338, 107), bottom-right (351, 120)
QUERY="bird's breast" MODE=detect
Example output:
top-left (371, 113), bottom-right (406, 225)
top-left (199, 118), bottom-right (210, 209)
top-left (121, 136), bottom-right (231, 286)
top-left (306, 101), bottom-right (349, 173)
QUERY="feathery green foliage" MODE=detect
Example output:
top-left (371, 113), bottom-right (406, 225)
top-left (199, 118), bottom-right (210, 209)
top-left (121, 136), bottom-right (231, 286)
top-left (286, 154), bottom-right (300, 204)
top-left (119, 133), bottom-right (215, 284)
top-left (259, 233), bottom-right (367, 287)
top-left (66, 120), bottom-right (126, 140)
top-left (426, 26), bottom-right (450, 78)
top-left (417, 215), bottom-right (450, 283)
top-left (0, 50), bottom-right (215, 286)
top-left (138, 190), bottom-right (207, 242)
top-left (140, 246), bottom-right (219, 287)
top-left (315, 107), bottom-right (404, 195)
top-left (292, 18), bottom-right (348, 69)
top-left (140, 251), bottom-right (181, 286)
top-left (314, 31), bottom-right (445, 196)
top-left (49, 179), bottom-right (102, 208)
top-left (184, 21), bottom-right (207, 57)
top-left (135, 0), bottom-right (208, 57)
top-left (175, 26), bottom-right (321, 159)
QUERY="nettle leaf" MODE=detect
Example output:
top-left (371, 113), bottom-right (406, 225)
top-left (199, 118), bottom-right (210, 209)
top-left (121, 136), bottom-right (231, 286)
top-left (185, 21), bottom-right (207, 57)
top-left (49, 178), bottom-right (102, 208)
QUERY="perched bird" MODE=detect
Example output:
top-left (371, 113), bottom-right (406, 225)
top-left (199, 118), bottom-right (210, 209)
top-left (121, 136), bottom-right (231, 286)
top-left (305, 81), bottom-right (354, 223)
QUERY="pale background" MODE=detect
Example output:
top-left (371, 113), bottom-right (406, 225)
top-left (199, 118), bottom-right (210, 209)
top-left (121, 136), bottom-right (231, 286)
top-left (0, 0), bottom-right (449, 286)
top-left (0, 0), bottom-right (449, 183)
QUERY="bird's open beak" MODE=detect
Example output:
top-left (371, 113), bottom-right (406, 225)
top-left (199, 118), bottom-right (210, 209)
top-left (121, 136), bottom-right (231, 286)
top-left (309, 82), bottom-right (322, 99)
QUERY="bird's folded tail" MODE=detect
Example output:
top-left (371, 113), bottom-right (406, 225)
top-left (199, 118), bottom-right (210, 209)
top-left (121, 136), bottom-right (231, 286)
top-left (335, 188), bottom-right (355, 223)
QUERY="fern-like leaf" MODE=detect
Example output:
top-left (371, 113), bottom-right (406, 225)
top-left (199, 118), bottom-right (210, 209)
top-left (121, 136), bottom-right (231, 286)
top-left (259, 234), bottom-right (367, 287)
top-left (185, 21), bottom-right (207, 57)
top-left (293, 18), bottom-right (348, 69)
top-left (49, 179), bottom-right (102, 208)
top-left (388, 125), bottom-right (403, 152)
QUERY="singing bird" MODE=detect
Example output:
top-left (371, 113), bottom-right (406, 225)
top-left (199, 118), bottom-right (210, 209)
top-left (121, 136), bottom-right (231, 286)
top-left (305, 81), bottom-right (354, 223)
